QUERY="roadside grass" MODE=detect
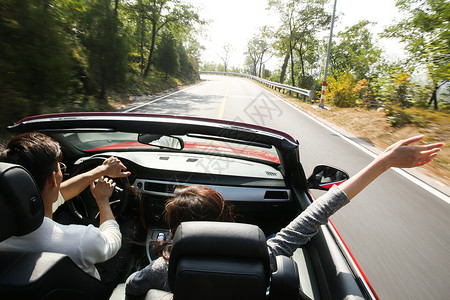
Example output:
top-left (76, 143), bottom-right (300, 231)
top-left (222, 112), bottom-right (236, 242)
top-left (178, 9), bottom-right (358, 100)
top-left (258, 85), bottom-right (450, 187)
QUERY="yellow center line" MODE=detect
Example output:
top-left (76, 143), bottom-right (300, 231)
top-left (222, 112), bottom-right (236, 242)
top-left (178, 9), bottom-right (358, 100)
top-left (217, 83), bottom-right (230, 120)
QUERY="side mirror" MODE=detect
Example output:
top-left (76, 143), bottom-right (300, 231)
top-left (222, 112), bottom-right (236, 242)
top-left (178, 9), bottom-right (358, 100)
top-left (307, 165), bottom-right (349, 191)
top-left (138, 134), bottom-right (184, 150)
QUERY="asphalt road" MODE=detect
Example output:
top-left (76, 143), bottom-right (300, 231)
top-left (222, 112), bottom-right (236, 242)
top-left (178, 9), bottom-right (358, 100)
top-left (126, 75), bottom-right (450, 299)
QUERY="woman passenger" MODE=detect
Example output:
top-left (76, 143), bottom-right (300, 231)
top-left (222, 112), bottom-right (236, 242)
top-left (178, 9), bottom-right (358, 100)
top-left (125, 135), bottom-right (444, 296)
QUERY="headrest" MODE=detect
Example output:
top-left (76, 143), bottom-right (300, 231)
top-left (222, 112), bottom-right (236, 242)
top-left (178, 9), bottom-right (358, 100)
top-left (168, 221), bottom-right (270, 289)
top-left (0, 163), bottom-right (44, 241)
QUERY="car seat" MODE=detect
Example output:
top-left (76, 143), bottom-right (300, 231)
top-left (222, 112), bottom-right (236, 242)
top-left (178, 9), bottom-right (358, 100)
top-left (0, 162), bottom-right (108, 300)
top-left (167, 221), bottom-right (300, 300)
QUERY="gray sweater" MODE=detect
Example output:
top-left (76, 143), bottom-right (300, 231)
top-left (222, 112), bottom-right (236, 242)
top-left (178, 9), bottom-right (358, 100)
top-left (125, 185), bottom-right (349, 296)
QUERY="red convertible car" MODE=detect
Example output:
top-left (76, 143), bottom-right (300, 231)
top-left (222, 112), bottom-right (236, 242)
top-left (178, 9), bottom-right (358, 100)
top-left (0, 113), bottom-right (377, 299)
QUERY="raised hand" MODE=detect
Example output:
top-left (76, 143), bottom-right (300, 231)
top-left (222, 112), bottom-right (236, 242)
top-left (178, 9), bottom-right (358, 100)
top-left (339, 135), bottom-right (444, 200)
top-left (380, 135), bottom-right (444, 169)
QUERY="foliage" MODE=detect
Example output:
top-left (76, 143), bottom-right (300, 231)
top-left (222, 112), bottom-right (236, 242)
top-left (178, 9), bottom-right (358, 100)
top-left (324, 70), bottom-right (374, 107)
top-left (353, 79), bottom-right (373, 107)
top-left (80, 0), bottom-right (129, 98)
top-left (200, 61), bottom-right (220, 71)
top-left (125, 0), bottom-right (205, 77)
top-left (385, 107), bottom-right (414, 127)
top-left (0, 0), bottom-right (73, 119)
top-left (154, 32), bottom-right (179, 78)
top-left (325, 71), bottom-right (357, 107)
top-left (177, 43), bottom-right (200, 82)
top-left (0, 0), bottom-right (205, 131)
top-left (383, 0), bottom-right (450, 108)
top-left (370, 62), bottom-right (414, 107)
top-left (330, 20), bottom-right (382, 81)
top-left (268, 0), bottom-right (331, 86)
top-left (244, 26), bottom-right (273, 77)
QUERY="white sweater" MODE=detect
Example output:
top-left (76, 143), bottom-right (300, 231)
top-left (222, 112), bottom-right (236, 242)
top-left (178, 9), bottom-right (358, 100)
top-left (0, 217), bottom-right (122, 280)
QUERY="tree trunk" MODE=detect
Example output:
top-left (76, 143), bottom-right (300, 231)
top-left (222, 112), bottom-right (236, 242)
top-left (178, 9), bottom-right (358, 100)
top-left (114, 0), bottom-right (119, 15)
top-left (289, 42), bottom-right (295, 87)
top-left (143, 22), bottom-right (157, 77)
top-left (279, 53), bottom-right (290, 83)
top-left (298, 46), bottom-right (305, 77)
top-left (428, 84), bottom-right (438, 110)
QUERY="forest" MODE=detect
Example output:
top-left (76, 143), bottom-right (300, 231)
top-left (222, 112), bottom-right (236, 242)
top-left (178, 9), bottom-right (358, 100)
top-left (0, 0), bottom-right (205, 132)
top-left (0, 0), bottom-right (448, 134)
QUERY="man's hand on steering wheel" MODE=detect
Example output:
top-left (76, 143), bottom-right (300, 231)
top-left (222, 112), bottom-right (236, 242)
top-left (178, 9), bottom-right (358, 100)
top-left (99, 156), bottom-right (131, 178)
top-left (90, 176), bottom-right (117, 224)
top-left (91, 176), bottom-right (116, 205)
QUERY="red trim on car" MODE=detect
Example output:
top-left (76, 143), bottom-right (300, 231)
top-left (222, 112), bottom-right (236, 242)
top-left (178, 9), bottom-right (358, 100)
top-left (318, 179), bottom-right (346, 190)
top-left (310, 191), bottom-right (379, 299)
top-left (328, 220), bottom-right (380, 300)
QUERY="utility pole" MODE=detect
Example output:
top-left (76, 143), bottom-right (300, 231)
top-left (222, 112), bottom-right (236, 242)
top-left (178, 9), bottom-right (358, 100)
top-left (319, 0), bottom-right (337, 109)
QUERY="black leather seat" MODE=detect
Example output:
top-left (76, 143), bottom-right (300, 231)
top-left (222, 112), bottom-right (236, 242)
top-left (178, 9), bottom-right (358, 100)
top-left (0, 162), bottom-right (108, 300)
top-left (165, 221), bottom-right (300, 300)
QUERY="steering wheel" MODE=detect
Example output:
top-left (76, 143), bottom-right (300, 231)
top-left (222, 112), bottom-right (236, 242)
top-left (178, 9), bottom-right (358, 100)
top-left (67, 157), bottom-right (131, 225)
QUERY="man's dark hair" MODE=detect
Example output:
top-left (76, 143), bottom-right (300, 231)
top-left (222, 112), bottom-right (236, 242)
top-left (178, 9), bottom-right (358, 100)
top-left (0, 132), bottom-right (62, 191)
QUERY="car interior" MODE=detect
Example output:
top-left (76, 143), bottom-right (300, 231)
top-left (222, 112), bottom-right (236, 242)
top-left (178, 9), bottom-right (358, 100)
top-left (0, 161), bottom-right (304, 300)
top-left (0, 114), bottom-right (369, 299)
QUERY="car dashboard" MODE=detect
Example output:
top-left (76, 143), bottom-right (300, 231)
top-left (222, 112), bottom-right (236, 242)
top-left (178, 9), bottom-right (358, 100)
top-left (73, 151), bottom-right (300, 234)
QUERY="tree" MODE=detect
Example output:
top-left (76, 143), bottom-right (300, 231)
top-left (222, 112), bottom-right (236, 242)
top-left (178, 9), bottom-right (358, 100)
top-left (245, 27), bottom-right (273, 77)
top-left (330, 20), bottom-right (382, 81)
top-left (220, 43), bottom-right (233, 73)
top-left (80, 0), bottom-right (129, 99)
top-left (269, 0), bottom-right (331, 86)
top-left (177, 42), bottom-right (199, 81)
top-left (383, 0), bottom-right (450, 109)
top-left (126, 0), bottom-right (204, 78)
top-left (154, 32), bottom-right (179, 78)
top-left (0, 0), bottom-right (73, 119)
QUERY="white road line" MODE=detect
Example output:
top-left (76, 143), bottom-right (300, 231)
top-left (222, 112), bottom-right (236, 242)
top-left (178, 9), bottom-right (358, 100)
top-left (254, 80), bottom-right (450, 204)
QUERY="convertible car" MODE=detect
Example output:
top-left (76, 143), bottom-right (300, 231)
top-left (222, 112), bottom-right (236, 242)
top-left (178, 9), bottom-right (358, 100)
top-left (0, 112), bottom-right (378, 299)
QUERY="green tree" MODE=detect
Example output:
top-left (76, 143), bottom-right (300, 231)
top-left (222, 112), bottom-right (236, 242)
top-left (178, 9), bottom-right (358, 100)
top-left (269, 0), bottom-right (331, 86)
top-left (154, 32), bottom-right (179, 78)
top-left (0, 0), bottom-right (73, 126)
top-left (80, 0), bottom-right (129, 99)
top-left (245, 27), bottom-right (273, 77)
top-left (330, 20), bottom-right (382, 81)
top-left (126, 0), bottom-right (204, 78)
top-left (383, 0), bottom-right (450, 109)
top-left (177, 42), bottom-right (199, 81)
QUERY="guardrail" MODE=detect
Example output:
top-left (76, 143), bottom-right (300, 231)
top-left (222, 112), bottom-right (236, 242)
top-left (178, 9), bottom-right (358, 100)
top-left (199, 71), bottom-right (315, 100)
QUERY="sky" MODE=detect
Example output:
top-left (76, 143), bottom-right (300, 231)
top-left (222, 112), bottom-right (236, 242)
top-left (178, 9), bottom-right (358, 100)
top-left (188, 0), bottom-right (405, 70)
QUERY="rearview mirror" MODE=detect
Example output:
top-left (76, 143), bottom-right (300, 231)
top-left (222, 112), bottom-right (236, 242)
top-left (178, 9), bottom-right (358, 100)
top-left (307, 165), bottom-right (349, 191)
top-left (138, 134), bottom-right (184, 150)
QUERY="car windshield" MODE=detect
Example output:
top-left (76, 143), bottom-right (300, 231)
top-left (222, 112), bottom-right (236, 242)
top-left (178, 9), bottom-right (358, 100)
top-left (62, 132), bottom-right (280, 164)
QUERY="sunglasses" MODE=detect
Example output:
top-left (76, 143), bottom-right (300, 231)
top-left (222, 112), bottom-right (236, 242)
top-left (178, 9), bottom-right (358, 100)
top-left (59, 162), bottom-right (67, 173)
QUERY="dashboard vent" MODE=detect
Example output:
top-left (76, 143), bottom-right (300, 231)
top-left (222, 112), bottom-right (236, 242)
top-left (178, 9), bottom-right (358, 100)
top-left (159, 157), bottom-right (170, 160)
top-left (186, 158), bottom-right (198, 162)
top-left (144, 182), bottom-right (177, 194)
top-left (264, 190), bottom-right (289, 200)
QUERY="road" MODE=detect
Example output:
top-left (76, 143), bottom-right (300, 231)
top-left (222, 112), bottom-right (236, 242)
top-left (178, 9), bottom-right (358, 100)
top-left (126, 75), bottom-right (450, 299)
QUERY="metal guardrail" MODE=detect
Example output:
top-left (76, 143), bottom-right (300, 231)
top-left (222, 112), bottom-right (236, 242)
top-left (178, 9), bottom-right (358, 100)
top-left (199, 71), bottom-right (315, 100)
